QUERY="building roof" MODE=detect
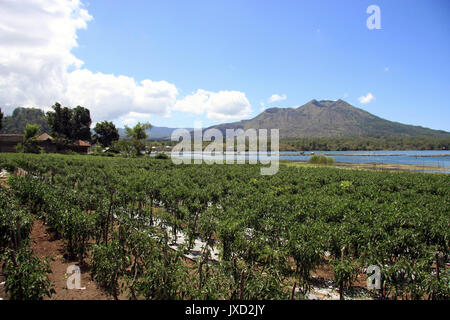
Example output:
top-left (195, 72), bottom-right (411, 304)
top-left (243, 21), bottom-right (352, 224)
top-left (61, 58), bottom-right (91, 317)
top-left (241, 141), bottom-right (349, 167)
top-left (74, 140), bottom-right (91, 147)
top-left (0, 134), bottom-right (24, 142)
top-left (36, 133), bottom-right (54, 141)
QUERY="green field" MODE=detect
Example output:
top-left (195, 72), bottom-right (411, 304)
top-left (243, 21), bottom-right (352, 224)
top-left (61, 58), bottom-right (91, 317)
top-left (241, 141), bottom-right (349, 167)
top-left (0, 153), bottom-right (449, 300)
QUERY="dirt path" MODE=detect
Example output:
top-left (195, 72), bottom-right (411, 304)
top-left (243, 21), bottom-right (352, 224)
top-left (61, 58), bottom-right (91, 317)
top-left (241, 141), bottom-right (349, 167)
top-left (29, 220), bottom-right (111, 300)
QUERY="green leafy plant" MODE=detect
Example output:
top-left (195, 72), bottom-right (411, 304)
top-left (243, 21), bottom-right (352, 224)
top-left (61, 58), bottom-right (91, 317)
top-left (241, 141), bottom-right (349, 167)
top-left (91, 241), bottom-right (125, 300)
top-left (2, 246), bottom-right (55, 300)
top-left (309, 154), bottom-right (335, 165)
top-left (155, 152), bottom-right (169, 159)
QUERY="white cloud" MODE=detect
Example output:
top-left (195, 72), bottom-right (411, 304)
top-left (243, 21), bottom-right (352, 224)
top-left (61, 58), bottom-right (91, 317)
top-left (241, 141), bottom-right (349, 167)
top-left (113, 111), bottom-right (152, 128)
top-left (268, 94), bottom-right (287, 103)
top-left (121, 117), bottom-right (139, 126)
top-left (174, 89), bottom-right (251, 121)
top-left (65, 70), bottom-right (178, 121)
top-left (0, 0), bottom-right (90, 109)
top-left (358, 92), bottom-right (375, 104)
top-left (0, 0), bottom-right (250, 123)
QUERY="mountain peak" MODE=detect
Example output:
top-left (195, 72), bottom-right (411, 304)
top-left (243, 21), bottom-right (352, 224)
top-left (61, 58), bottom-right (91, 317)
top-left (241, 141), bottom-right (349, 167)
top-left (264, 107), bottom-right (281, 113)
top-left (304, 99), bottom-right (345, 108)
top-left (302, 99), bottom-right (353, 109)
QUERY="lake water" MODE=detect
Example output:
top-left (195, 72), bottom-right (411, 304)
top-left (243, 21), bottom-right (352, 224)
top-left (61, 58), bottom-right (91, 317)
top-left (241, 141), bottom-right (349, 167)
top-left (281, 150), bottom-right (450, 167)
top-left (168, 150), bottom-right (450, 173)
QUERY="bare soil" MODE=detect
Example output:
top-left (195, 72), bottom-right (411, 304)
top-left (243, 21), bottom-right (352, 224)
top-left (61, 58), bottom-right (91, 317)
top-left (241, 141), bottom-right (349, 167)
top-left (0, 220), bottom-right (111, 300)
top-left (32, 220), bottom-right (114, 300)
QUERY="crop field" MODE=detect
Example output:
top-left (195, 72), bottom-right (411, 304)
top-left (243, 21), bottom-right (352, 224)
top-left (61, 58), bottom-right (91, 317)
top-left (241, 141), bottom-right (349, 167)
top-left (0, 153), bottom-right (449, 300)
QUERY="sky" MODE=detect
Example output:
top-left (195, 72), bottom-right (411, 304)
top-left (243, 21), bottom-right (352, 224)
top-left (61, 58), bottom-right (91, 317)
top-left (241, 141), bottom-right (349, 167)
top-left (0, 0), bottom-right (449, 131)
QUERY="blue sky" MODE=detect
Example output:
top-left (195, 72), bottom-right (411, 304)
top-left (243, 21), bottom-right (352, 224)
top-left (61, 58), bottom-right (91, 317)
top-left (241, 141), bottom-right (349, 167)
top-left (1, 0), bottom-right (449, 131)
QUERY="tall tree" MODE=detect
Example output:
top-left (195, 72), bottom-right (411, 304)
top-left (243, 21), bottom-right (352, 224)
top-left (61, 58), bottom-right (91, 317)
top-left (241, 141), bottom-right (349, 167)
top-left (46, 103), bottom-right (72, 138)
top-left (46, 103), bottom-right (92, 141)
top-left (125, 122), bottom-right (152, 140)
top-left (124, 122), bottom-right (152, 156)
top-left (94, 121), bottom-right (120, 147)
top-left (71, 106), bottom-right (92, 141)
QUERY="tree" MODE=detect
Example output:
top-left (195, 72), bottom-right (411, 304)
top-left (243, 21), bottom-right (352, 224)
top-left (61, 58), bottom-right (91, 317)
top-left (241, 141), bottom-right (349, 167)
top-left (125, 122), bottom-right (152, 140)
top-left (46, 103), bottom-right (92, 141)
top-left (46, 103), bottom-right (72, 138)
top-left (22, 124), bottom-right (42, 153)
top-left (110, 140), bottom-right (134, 157)
top-left (0, 108), bottom-right (3, 130)
top-left (24, 123), bottom-right (40, 141)
top-left (71, 106), bottom-right (92, 141)
top-left (124, 122), bottom-right (152, 156)
top-left (94, 121), bottom-right (120, 147)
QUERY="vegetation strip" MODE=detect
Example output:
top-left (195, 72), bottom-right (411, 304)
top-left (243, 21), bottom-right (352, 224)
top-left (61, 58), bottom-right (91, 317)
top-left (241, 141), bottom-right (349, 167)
top-left (0, 153), bottom-right (448, 300)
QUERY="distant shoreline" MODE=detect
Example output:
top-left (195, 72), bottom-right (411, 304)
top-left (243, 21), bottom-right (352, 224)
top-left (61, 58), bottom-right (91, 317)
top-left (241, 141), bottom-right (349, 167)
top-left (323, 153), bottom-right (450, 158)
top-left (276, 152), bottom-right (450, 158)
top-left (281, 160), bottom-right (449, 173)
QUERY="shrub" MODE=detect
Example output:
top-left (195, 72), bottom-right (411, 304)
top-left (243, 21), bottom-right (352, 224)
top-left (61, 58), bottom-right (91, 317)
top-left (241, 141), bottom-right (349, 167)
top-left (1, 246), bottom-right (55, 300)
top-left (91, 241), bottom-right (125, 300)
top-left (15, 143), bottom-right (25, 153)
top-left (90, 151), bottom-right (116, 157)
top-left (332, 259), bottom-right (359, 300)
top-left (8, 175), bottom-right (46, 215)
top-left (155, 152), bottom-right (169, 160)
top-left (340, 180), bottom-right (353, 191)
top-left (0, 185), bottom-right (34, 252)
top-left (62, 149), bottom-right (78, 155)
top-left (61, 206), bottom-right (95, 261)
top-left (308, 154), bottom-right (335, 165)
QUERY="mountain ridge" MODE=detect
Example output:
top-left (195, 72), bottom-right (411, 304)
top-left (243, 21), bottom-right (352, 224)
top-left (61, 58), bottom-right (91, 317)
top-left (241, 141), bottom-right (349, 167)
top-left (2, 101), bottom-right (449, 140)
top-left (117, 126), bottom-right (193, 140)
top-left (208, 99), bottom-right (450, 139)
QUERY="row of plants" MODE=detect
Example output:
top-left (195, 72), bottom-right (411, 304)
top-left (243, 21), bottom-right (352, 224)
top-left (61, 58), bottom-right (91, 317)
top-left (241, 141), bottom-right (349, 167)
top-left (0, 153), bottom-right (448, 300)
top-left (0, 181), bottom-right (54, 300)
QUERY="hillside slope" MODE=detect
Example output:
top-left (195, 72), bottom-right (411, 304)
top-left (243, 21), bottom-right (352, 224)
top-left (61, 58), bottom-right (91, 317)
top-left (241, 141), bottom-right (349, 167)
top-left (209, 99), bottom-right (450, 138)
top-left (0, 107), bottom-right (50, 134)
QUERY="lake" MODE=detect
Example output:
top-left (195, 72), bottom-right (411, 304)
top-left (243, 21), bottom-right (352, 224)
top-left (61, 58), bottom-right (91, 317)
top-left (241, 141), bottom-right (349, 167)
top-left (168, 150), bottom-right (450, 173)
